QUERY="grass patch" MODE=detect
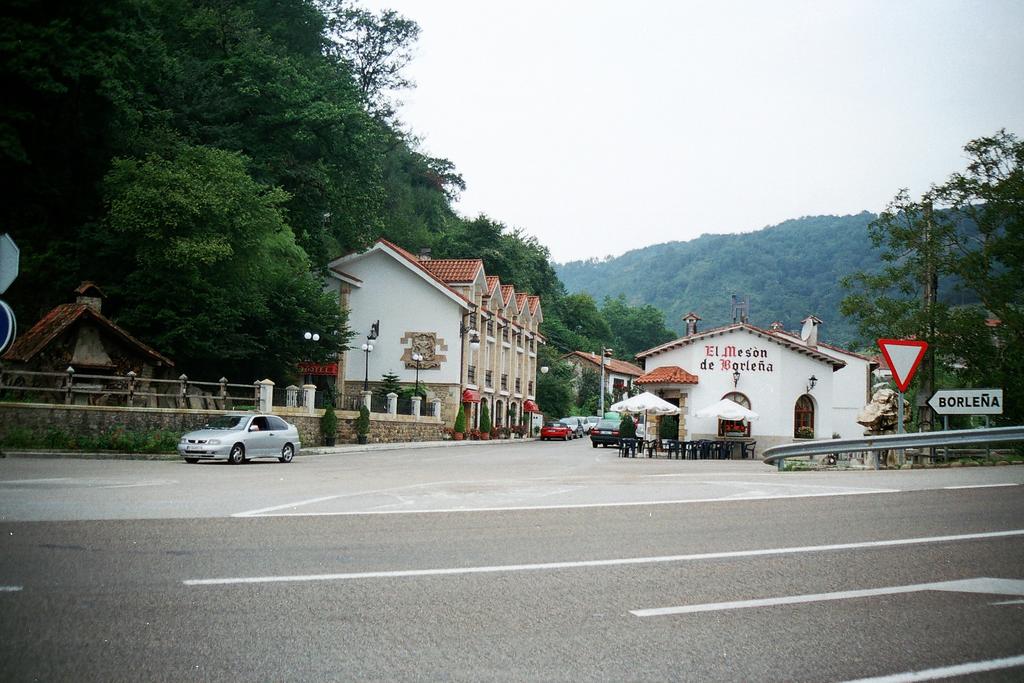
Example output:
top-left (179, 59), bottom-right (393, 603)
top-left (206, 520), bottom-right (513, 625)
top-left (1, 425), bottom-right (179, 453)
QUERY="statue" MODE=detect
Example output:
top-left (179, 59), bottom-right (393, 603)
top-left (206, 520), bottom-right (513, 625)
top-left (857, 388), bottom-right (910, 467)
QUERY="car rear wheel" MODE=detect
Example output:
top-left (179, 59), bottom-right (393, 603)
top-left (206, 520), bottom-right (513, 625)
top-left (228, 444), bottom-right (245, 465)
top-left (279, 444), bottom-right (294, 463)
top-left (184, 457), bottom-right (198, 464)
top-left (591, 441), bottom-right (597, 448)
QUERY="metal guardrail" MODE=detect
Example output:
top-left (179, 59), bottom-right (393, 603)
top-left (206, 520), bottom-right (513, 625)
top-left (762, 426), bottom-right (1024, 471)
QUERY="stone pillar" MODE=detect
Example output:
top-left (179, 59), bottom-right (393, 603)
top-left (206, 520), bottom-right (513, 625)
top-left (285, 385), bottom-right (299, 408)
top-left (361, 390), bottom-right (372, 411)
top-left (302, 384), bottom-right (317, 415)
top-left (258, 379), bottom-right (275, 413)
top-left (411, 396), bottom-right (422, 420)
top-left (431, 399), bottom-right (442, 418)
top-left (386, 392), bottom-right (397, 415)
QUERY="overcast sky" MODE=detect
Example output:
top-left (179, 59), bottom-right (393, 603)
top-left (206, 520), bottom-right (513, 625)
top-left (361, 0), bottom-right (1024, 264)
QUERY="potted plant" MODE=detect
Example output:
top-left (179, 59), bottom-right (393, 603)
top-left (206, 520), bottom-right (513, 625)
top-left (355, 405), bottom-right (370, 444)
top-left (453, 404), bottom-right (466, 440)
top-left (479, 402), bottom-right (492, 440)
top-left (321, 402), bottom-right (338, 446)
top-left (619, 414), bottom-right (636, 439)
top-left (795, 426), bottom-right (814, 439)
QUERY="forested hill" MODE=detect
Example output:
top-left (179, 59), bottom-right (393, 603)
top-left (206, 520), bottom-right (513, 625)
top-left (555, 213), bottom-right (883, 348)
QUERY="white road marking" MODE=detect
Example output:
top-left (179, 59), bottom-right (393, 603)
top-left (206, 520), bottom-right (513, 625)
top-left (992, 599), bottom-right (1024, 606)
top-left (183, 529), bottom-right (1024, 587)
top-left (943, 483), bottom-right (1019, 490)
top-left (631, 577), bottom-right (1024, 617)
top-left (0, 586), bottom-right (23, 592)
top-left (240, 488), bottom-right (900, 517)
top-left (840, 653), bottom-right (1024, 682)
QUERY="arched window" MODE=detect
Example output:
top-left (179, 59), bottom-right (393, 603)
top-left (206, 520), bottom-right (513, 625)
top-left (794, 395), bottom-right (815, 438)
top-left (719, 392), bottom-right (751, 437)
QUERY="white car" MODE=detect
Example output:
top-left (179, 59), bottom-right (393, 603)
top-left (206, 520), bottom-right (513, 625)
top-left (178, 414), bottom-right (301, 464)
top-left (583, 416), bottom-right (600, 433)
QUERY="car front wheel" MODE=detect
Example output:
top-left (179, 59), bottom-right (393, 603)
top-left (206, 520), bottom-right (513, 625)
top-left (280, 444), bottom-right (294, 463)
top-left (185, 457), bottom-right (198, 464)
top-left (228, 444), bottom-right (245, 465)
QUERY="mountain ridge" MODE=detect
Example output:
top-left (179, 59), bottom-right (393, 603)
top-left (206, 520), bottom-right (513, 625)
top-left (554, 212), bottom-right (882, 348)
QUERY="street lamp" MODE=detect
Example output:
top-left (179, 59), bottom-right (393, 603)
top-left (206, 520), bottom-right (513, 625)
top-left (598, 348), bottom-right (613, 415)
top-left (411, 352), bottom-right (423, 397)
top-left (807, 375), bottom-right (818, 392)
top-left (360, 341), bottom-right (374, 392)
top-left (303, 331), bottom-right (320, 342)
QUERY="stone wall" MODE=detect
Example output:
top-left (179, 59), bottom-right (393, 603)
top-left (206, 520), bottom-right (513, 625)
top-left (0, 402), bottom-right (444, 448)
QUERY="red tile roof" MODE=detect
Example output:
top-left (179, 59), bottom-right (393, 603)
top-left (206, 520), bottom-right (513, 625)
top-left (3, 303), bottom-right (174, 366)
top-left (636, 365), bottom-right (699, 385)
top-left (565, 351), bottom-right (644, 377)
top-left (515, 293), bottom-right (528, 313)
top-left (486, 276), bottom-right (500, 295)
top-left (418, 258), bottom-right (484, 284)
top-left (500, 285), bottom-right (515, 306)
top-left (528, 296), bottom-right (541, 314)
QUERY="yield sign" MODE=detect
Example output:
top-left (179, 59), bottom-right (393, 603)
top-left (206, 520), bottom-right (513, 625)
top-left (877, 338), bottom-right (928, 392)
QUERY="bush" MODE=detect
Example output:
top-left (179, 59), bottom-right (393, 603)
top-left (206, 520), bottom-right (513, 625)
top-left (619, 415), bottom-right (636, 439)
top-left (454, 404), bottom-right (466, 433)
top-left (479, 402), bottom-right (492, 434)
top-left (322, 402), bottom-right (339, 436)
top-left (355, 405), bottom-right (370, 435)
top-left (659, 415), bottom-right (678, 439)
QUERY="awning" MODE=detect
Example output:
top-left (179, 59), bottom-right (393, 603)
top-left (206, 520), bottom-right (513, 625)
top-left (523, 399), bottom-right (540, 412)
top-left (461, 389), bottom-right (481, 403)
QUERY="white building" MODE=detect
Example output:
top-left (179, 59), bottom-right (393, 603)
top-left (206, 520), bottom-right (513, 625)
top-left (561, 351), bottom-right (644, 407)
top-left (635, 314), bottom-right (875, 455)
top-left (324, 240), bottom-right (543, 428)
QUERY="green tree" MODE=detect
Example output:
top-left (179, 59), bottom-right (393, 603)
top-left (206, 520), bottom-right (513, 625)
top-left (841, 131), bottom-right (1023, 424)
top-left (100, 142), bottom-right (348, 380)
top-left (602, 295), bottom-right (677, 359)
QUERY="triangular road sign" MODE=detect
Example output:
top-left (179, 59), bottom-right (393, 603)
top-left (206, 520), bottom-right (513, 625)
top-left (877, 338), bottom-right (928, 392)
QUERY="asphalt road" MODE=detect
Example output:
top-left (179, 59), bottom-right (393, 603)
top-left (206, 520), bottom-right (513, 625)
top-left (2, 439), bottom-right (1023, 681)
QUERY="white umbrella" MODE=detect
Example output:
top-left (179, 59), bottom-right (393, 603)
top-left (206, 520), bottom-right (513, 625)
top-left (693, 398), bottom-right (760, 421)
top-left (609, 392), bottom-right (680, 441)
top-left (609, 391), bottom-right (680, 416)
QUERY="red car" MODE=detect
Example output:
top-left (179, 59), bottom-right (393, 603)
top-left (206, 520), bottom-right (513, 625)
top-left (540, 421), bottom-right (573, 441)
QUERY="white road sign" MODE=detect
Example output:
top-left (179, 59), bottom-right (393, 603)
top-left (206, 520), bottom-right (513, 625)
top-left (928, 389), bottom-right (1003, 415)
top-left (0, 233), bottom-right (19, 294)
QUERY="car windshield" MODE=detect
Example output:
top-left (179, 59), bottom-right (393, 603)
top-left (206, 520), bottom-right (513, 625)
top-left (559, 418), bottom-right (577, 425)
top-left (204, 415), bottom-right (247, 430)
top-left (544, 421), bottom-right (562, 427)
top-left (595, 419), bottom-right (620, 429)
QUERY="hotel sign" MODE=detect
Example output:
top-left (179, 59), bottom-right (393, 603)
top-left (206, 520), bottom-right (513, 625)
top-left (298, 362), bottom-right (338, 376)
top-left (699, 345), bottom-right (775, 373)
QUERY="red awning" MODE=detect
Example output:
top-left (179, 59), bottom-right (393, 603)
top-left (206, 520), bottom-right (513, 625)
top-left (523, 399), bottom-right (540, 412)
top-left (461, 389), bottom-right (481, 403)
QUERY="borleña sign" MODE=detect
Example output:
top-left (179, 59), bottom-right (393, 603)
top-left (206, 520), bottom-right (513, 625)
top-left (928, 389), bottom-right (1003, 415)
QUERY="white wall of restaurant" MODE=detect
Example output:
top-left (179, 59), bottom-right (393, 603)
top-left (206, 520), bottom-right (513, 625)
top-left (648, 328), bottom-right (836, 442)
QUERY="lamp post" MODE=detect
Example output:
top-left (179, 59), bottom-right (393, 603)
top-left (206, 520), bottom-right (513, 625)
top-left (807, 375), bottom-right (818, 392)
top-left (360, 321), bottom-right (379, 393)
top-left (598, 348), bottom-right (613, 415)
top-left (412, 352), bottom-right (423, 398)
top-left (361, 341), bottom-right (373, 392)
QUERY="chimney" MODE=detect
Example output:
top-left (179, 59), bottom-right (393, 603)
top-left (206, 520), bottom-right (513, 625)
top-left (75, 281), bottom-right (104, 313)
top-left (419, 247), bottom-right (432, 261)
top-left (769, 321), bottom-right (784, 332)
top-left (800, 315), bottom-right (822, 347)
top-left (683, 312), bottom-right (701, 336)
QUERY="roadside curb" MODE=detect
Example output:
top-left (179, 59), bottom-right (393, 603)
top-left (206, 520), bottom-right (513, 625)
top-left (1, 438), bottom-right (540, 461)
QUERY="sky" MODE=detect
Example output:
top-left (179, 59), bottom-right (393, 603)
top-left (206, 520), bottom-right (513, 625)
top-left (361, 0), bottom-right (1024, 263)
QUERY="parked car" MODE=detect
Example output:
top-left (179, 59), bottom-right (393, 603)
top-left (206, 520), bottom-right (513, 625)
top-left (583, 416), bottom-right (601, 433)
top-left (559, 417), bottom-right (585, 438)
top-left (178, 414), bottom-right (301, 464)
top-left (590, 418), bottom-right (622, 448)
top-left (540, 421), bottom-right (574, 441)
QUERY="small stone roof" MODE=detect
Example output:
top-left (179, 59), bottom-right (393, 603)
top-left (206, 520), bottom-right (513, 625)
top-left (3, 303), bottom-right (174, 367)
top-left (635, 365), bottom-right (699, 385)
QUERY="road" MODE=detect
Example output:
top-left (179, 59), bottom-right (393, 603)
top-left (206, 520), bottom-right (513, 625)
top-left (1, 439), bottom-right (1023, 681)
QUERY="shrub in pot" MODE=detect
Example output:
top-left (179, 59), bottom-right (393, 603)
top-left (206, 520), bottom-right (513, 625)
top-left (321, 402), bottom-right (338, 446)
top-left (453, 404), bottom-right (466, 440)
top-left (619, 415), bottom-right (636, 439)
top-left (479, 402), bottom-right (492, 440)
top-left (356, 405), bottom-right (371, 444)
